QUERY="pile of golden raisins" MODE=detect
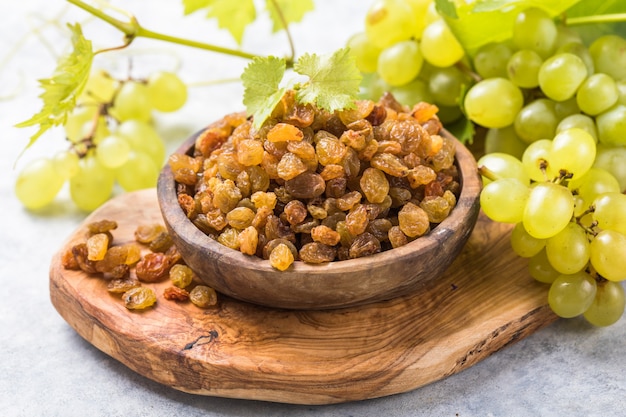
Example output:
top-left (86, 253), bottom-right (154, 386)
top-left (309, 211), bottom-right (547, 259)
top-left (170, 91), bottom-right (460, 271)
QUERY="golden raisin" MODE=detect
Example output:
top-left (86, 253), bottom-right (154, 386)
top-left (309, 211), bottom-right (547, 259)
top-left (136, 252), bottom-right (171, 283)
top-left (189, 285), bottom-right (218, 308)
top-left (169, 264), bottom-right (194, 288)
top-left (123, 287), bottom-right (157, 310)
top-left (86, 233), bottom-right (109, 261)
top-left (269, 243), bottom-right (295, 271)
top-left (398, 203), bottom-right (430, 238)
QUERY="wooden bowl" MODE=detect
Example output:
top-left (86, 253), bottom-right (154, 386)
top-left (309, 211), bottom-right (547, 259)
top-left (157, 129), bottom-right (482, 310)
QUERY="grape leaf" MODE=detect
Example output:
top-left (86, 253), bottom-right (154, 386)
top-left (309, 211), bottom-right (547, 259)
top-left (293, 47), bottom-right (362, 113)
top-left (241, 56), bottom-right (287, 129)
top-left (15, 23), bottom-right (93, 150)
top-left (266, 0), bottom-right (315, 32)
top-left (182, 0), bottom-right (256, 44)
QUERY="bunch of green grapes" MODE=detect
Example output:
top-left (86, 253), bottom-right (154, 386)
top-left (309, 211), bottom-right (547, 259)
top-left (478, 127), bottom-right (626, 326)
top-left (15, 69), bottom-right (187, 212)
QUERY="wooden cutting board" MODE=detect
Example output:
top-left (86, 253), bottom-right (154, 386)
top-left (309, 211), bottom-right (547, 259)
top-left (49, 188), bottom-right (557, 405)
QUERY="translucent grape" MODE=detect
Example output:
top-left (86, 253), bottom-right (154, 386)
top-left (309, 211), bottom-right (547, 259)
top-left (545, 222), bottom-right (590, 275)
top-left (512, 8), bottom-right (557, 58)
top-left (364, 0), bottom-right (415, 49)
top-left (596, 104), bottom-right (626, 147)
top-left (377, 40), bottom-right (423, 86)
top-left (390, 79), bottom-right (433, 107)
top-left (589, 230), bottom-right (626, 282)
top-left (594, 145), bottom-right (626, 191)
top-left (406, 0), bottom-right (431, 39)
top-left (523, 182), bottom-right (574, 239)
top-left (428, 65), bottom-right (469, 106)
top-left (146, 71), bottom-right (187, 112)
top-left (510, 222), bottom-right (546, 258)
top-left (111, 81), bottom-right (152, 122)
top-left (420, 19), bottom-right (464, 67)
top-left (583, 280), bottom-right (626, 327)
top-left (464, 78), bottom-right (523, 128)
top-left (616, 79), bottom-right (626, 105)
top-left (81, 116), bottom-right (111, 145)
top-left (473, 42), bottom-right (512, 79)
top-left (480, 178), bottom-right (529, 223)
top-left (347, 32), bottom-right (381, 73)
top-left (507, 49), bottom-right (542, 88)
top-left (484, 126), bottom-right (526, 160)
top-left (568, 168), bottom-right (620, 211)
top-left (592, 192), bottom-right (626, 235)
top-left (79, 69), bottom-right (118, 105)
top-left (116, 151), bottom-right (159, 191)
top-left (116, 120), bottom-right (166, 168)
top-left (556, 41), bottom-right (595, 76)
top-left (96, 134), bottom-right (131, 169)
top-left (521, 139), bottom-right (555, 182)
top-left (556, 114), bottom-right (598, 142)
top-left (548, 271), bottom-right (597, 318)
top-left (64, 105), bottom-right (97, 143)
top-left (576, 73), bottom-right (618, 116)
top-left (528, 249), bottom-right (560, 284)
top-left (553, 97), bottom-right (580, 119)
top-left (69, 156), bottom-right (115, 212)
top-left (538, 53), bottom-right (588, 101)
top-left (477, 152), bottom-right (530, 185)
top-left (549, 128), bottom-right (596, 179)
top-left (52, 150), bottom-right (80, 180)
top-left (15, 158), bottom-right (65, 210)
top-left (514, 98), bottom-right (558, 144)
top-left (554, 25), bottom-right (583, 49)
top-left (588, 34), bottom-right (626, 81)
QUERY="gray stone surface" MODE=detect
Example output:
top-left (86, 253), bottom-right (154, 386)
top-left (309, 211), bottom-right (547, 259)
top-left (1, 1), bottom-right (625, 416)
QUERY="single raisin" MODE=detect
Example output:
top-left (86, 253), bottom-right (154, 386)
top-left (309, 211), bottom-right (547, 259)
top-left (189, 285), bottom-right (218, 308)
top-left (123, 287), bottom-right (157, 310)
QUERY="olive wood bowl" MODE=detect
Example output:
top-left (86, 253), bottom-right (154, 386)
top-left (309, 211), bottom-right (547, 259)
top-left (157, 128), bottom-right (482, 310)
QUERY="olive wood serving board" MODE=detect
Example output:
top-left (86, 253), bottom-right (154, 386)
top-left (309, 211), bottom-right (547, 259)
top-left (49, 188), bottom-right (557, 405)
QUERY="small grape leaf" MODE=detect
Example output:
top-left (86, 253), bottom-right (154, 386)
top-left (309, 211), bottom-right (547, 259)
top-left (241, 56), bottom-right (287, 129)
top-left (266, 0), bottom-right (315, 32)
top-left (182, 0), bottom-right (256, 45)
top-left (15, 23), bottom-right (93, 150)
top-left (293, 47), bottom-right (362, 113)
top-left (435, 0), bottom-right (458, 19)
top-left (446, 116), bottom-right (475, 145)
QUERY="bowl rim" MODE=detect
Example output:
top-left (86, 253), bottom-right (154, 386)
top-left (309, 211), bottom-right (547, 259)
top-left (157, 126), bottom-right (481, 276)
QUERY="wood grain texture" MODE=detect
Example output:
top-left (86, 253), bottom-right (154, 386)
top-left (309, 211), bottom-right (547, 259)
top-left (49, 188), bottom-right (558, 405)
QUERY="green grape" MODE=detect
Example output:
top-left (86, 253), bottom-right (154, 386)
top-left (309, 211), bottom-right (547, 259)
top-left (96, 134), bottom-right (131, 169)
top-left (506, 49), bottom-right (542, 88)
top-left (347, 32), bottom-right (382, 73)
top-left (420, 19), bottom-right (464, 67)
top-left (480, 178), bottom-right (529, 223)
top-left (554, 25), bottom-right (583, 49)
top-left (111, 81), bottom-right (152, 122)
top-left (548, 271), bottom-right (597, 318)
top-left (588, 34), bottom-right (626, 81)
top-left (549, 128), bottom-right (596, 179)
top-left (69, 155), bottom-right (115, 212)
top-left (583, 280), bottom-right (626, 327)
top-left (52, 150), bottom-right (80, 180)
top-left (364, 0), bottom-right (415, 49)
top-left (592, 192), bottom-right (626, 235)
top-left (358, 72), bottom-right (389, 101)
top-left (545, 222), bottom-right (590, 275)
top-left (473, 42), bottom-right (512, 79)
top-left (390, 79), bottom-right (433, 107)
top-left (616, 79), bottom-right (626, 105)
top-left (428, 65), bottom-right (469, 107)
top-left (15, 158), bottom-right (65, 210)
top-left (484, 126), bottom-right (527, 160)
top-left (477, 152), bottom-right (530, 185)
top-left (423, 1), bottom-right (439, 26)
top-left (522, 139), bottom-right (555, 182)
top-left (79, 69), bottom-right (118, 105)
top-left (435, 105), bottom-right (463, 124)
top-left (596, 104), bottom-right (626, 146)
top-left (529, 249), bottom-right (560, 284)
top-left (512, 8), bottom-right (557, 58)
top-left (523, 182), bottom-right (574, 239)
top-left (64, 105), bottom-right (97, 143)
top-left (538, 53), bottom-right (588, 102)
top-left (553, 97), bottom-right (580, 120)
top-left (556, 114), bottom-right (597, 142)
top-left (464, 78), bottom-right (523, 128)
top-left (116, 151), bottom-right (159, 191)
top-left (594, 145), bottom-right (626, 191)
top-left (514, 98), bottom-right (558, 144)
top-left (406, 0), bottom-right (431, 39)
top-left (576, 73), bottom-right (618, 116)
top-left (568, 169), bottom-right (621, 212)
top-left (116, 120), bottom-right (166, 168)
top-left (589, 230), bottom-right (626, 282)
top-left (147, 71), bottom-right (187, 113)
top-left (510, 222), bottom-right (546, 258)
top-left (556, 41), bottom-right (594, 76)
top-left (377, 40), bottom-right (423, 87)
top-left (81, 116), bottom-right (111, 145)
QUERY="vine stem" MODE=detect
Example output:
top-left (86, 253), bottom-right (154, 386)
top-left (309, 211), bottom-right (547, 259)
top-left (65, 0), bottom-right (264, 61)
top-left (563, 13), bottom-right (626, 26)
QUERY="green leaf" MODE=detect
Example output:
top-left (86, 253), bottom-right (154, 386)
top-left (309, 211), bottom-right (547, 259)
top-left (564, 0), bottom-right (626, 41)
top-left (16, 23), bottom-right (93, 150)
top-left (445, 116), bottom-right (475, 145)
top-left (293, 47), bottom-right (362, 113)
top-left (437, 0), bottom-right (582, 55)
top-left (266, 0), bottom-right (315, 32)
top-left (182, 0), bottom-right (256, 44)
top-left (435, 0), bottom-right (458, 18)
top-left (241, 56), bottom-right (287, 129)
